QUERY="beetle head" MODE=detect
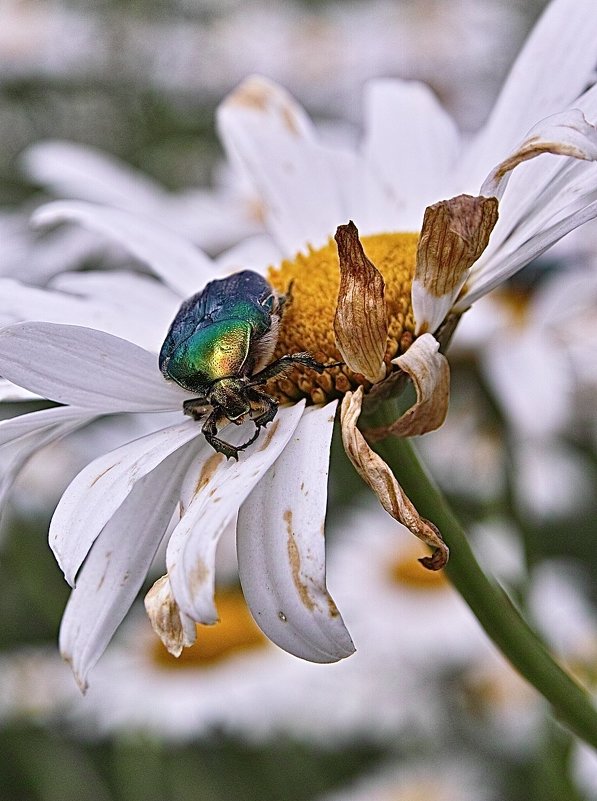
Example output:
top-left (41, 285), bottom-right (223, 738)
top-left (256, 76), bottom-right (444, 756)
top-left (207, 377), bottom-right (251, 422)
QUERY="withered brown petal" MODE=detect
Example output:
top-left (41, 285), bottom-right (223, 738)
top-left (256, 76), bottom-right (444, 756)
top-left (341, 387), bottom-right (448, 570)
top-left (366, 333), bottom-right (450, 440)
top-left (145, 574), bottom-right (197, 657)
top-left (334, 221), bottom-right (388, 383)
top-left (413, 195), bottom-right (498, 335)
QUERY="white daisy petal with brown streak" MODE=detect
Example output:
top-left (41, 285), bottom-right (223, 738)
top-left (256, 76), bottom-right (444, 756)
top-left (166, 403), bottom-right (307, 627)
top-left (238, 401), bottom-right (355, 663)
top-left (480, 109), bottom-right (597, 200)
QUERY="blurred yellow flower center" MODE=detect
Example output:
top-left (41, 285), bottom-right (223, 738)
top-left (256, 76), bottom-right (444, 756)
top-left (495, 286), bottom-right (532, 328)
top-left (388, 543), bottom-right (448, 590)
top-left (152, 587), bottom-right (265, 669)
top-left (266, 232), bottom-right (418, 404)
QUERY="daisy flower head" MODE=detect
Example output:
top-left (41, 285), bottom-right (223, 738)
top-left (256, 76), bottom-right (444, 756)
top-left (1, 0), bottom-right (597, 690)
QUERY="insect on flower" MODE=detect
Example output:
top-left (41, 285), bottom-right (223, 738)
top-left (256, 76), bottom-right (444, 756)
top-left (159, 269), bottom-right (338, 459)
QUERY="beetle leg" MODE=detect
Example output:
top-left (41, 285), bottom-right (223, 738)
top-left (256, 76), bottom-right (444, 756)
top-left (183, 397), bottom-right (211, 420)
top-left (201, 407), bottom-right (261, 461)
top-left (249, 352), bottom-right (342, 384)
top-left (246, 387), bottom-right (278, 428)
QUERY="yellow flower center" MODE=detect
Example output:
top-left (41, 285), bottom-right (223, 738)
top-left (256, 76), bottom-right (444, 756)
top-left (152, 586), bottom-right (266, 669)
top-left (266, 232), bottom-right (418, 403)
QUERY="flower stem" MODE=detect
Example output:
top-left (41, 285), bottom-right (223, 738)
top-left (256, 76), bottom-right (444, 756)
top-left (369, 426), bottom-right (597, 748)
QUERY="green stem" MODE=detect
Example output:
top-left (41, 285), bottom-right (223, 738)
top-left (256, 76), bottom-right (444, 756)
top-left (369, 424), bottom-right (597, 748)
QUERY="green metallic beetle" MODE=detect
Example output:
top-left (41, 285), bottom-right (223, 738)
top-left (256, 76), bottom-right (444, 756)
top-left (159, 270), bottom-right (335, 460)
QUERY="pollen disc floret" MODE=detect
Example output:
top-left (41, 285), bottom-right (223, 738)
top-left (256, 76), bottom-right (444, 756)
top-left (266, 232), bottom-right (418, 404)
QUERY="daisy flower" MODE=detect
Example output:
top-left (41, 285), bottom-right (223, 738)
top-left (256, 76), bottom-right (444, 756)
top-left (1, 0), bottom-right (597, 690)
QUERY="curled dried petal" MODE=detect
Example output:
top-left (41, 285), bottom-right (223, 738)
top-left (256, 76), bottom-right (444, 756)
top-left (366, 334), bottom-right (450, 440)
top-left (341, 387), bottom-right (448, 570)
top-left (481, 109), bottom-right (597, 199)
top-left (144, 574), bottom-right (197, 657)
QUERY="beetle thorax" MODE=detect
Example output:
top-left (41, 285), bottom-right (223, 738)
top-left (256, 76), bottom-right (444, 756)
top-left (266, 232), bottom-right (418, 405)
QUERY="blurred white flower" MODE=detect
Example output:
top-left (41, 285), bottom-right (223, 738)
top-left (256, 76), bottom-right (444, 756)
top-left (528, 560), bottom-right (597, 668)
top-left (330, 503), bottom-right (484, 666)
top-left (417, 383), bottom-right (505, 503)
top-left (0, 208), bottom-right (110, 283)
top-left (456, 643), bottom-right (543, 756)
top-left (454, 260), bottom-right (597, 519)
top-left (23, 141), bottom-right (263, 255)
top-left (0, 646), bottom-right (78, 725)
top-left (315, 756), bottom-right (496, 801)
top-left (527, 560), bottom-right (597, 794)
top-left (572, 741), bottom-right (597, 800)
top-left (0, 505), bottom-right (472, 746)
top-left (0, 0), bottom-right (527, 129)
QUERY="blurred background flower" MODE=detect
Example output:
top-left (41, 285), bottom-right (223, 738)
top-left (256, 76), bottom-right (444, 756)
top-left (1, 1), bottom-right (596, 800)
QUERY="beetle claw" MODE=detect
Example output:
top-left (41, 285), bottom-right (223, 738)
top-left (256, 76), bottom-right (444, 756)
top-left (183, 397), bottom-right (210, 420)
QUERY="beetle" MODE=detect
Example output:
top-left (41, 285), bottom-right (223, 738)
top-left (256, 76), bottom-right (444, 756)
top-left (159, 270), bottom-right (337, 460)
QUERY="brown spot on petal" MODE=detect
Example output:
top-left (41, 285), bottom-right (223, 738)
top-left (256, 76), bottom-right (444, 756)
top-left (285, 509), bottom-right (315, 611)
top-left (224, 77), bottom-right (300, 136)
top-left (195, 452), bottom-right (224, 495)
top-left (258, 419), bottom-right (280, 451)
top-left (190, 558), bottom-right (210, 593)
top-left (226, 80), bottom-right (269, 110)
top-left (90, 463), bottom-right (118, 488)
top-left (281, 106), bottom-right (300, 136)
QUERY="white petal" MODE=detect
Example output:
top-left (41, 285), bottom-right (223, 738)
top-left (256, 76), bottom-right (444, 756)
top-left (459, 198), bottom-right (597, 307)
top-left (0, 274), bottom-right (178, 352)
top-left (0, 406), bottom-right (91, 448)
top-left (0, 322), bottom-right (188, 411)
top-left (325, 145), bottom-right (401, 235)
top-left (0, 379), bottom-right (40, 402)
top-left (50, 270), bottom-right (180, 324)
top-left (50, 419), bottom-right (200, 587)
top-left (0, 416), bottom-right (93, 509)
top-left (23, 140), bottom-right (167, 210)
top-left (33, 201), bottom-right (214, 297)
top-left (362, 79), bottom-right (460, 227)
top-left (237, 401), bottom-right (355, 663)
top-left (215, 234), bottom-right (283, 276)
top-left (217, 76), bottom-right (343, 256)
top-left (59, 444), bottom-right (196, 691)
top-left (457, 0), bottom-right (597, 190)
top-left (166, 401), bottom-right (306, 624)
top-left (482, 330), bottom-right (572, 438)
